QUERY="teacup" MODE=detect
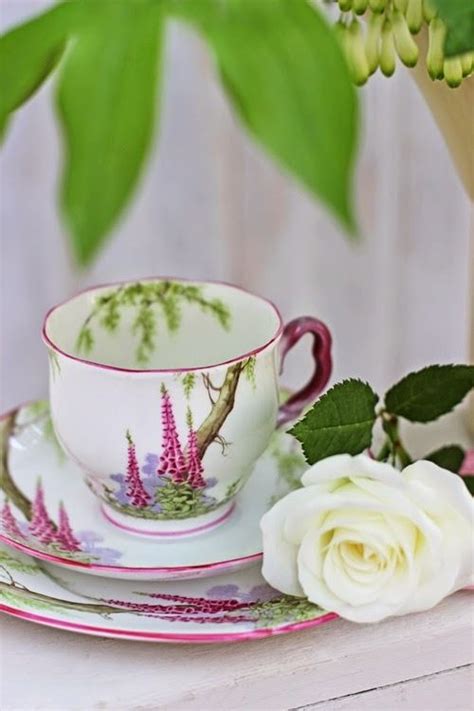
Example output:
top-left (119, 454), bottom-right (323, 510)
top-left (42, 278), bottom-right (332, 536)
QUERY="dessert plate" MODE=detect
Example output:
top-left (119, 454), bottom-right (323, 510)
top-left (0, 401), bottom-right (306, 581)
top-left (0, 543), bottom-right (336, 643)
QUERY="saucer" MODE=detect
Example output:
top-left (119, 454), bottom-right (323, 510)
top-left (0, 400), bottom-right (306, 581)
top-left (0, 543), bottom-right (336, 643)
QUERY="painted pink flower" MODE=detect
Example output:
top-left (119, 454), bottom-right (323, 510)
top-left (1, 501), bottom-right (24, 539)
top-left (29, 481), bottom-right (56, 545)
top-left (186, 425), bottom-right (206, 489)
top-left (55, 502), bottom-right (82, 552)
top-left (158, 387), bottom-right (188, 483)
top-left (125, 431), bottom-right (151, 508)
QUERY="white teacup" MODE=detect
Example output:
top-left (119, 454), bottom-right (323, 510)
top-left (43, 278), bottom-right (332, 536)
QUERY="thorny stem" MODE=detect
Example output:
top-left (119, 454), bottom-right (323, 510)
top-left (380, 412), bottom-right (412, 468)
top-left (375, 439), bottom-right (391, 462)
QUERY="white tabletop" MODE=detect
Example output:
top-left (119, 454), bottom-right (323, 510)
top-left (0, 591), bottom-right (472, 710)
top-left (1, 411), bottom-right (473, 710)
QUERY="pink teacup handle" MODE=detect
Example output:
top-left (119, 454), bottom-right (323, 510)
top-left (277, 317), bottom-right (333, 428)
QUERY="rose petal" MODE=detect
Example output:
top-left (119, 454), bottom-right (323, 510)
top-left (260, 487), bottom-right (310, 596)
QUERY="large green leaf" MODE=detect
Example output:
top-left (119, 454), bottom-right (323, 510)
top-left (289, 379), bottom-right (379, 464)
top-left (425, 444), bottom-right (465, 473)
top-left (56, 0), bottom-right (164, 265)
top-left (0, 2), bottom-right (77, 138)
top-left (384, 365), bottom-right (474, 423)
top-left (432, 0), bottom-right (474, 56)
top-left (171, 0), bottom-right (359, 234)
top-left (463, 476), bottom-right (474, 495)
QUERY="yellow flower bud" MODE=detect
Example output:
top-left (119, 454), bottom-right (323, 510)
top-left (365, 13), bottom-right (384, 74)
top-left (392, 9), bottom-right (419, 67)
top-left (406, 0), bottom-right (423, 34)
top-left (380, 18), bottom-right (396, 77)
top-left (347, 19), bottom-right (370, 86)
top-left (427, 18), bottom-right (446, 80)
top-left (444, 57), bottom-right (463, 88)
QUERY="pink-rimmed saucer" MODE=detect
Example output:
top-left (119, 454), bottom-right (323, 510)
top-left (0, 542), bottom-right (336, 643)
top-left (0, 400), bottom-right (306, 581)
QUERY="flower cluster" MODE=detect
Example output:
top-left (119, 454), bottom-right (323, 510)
top-left (107, 387), bottom-right (219, 519)
top-left (1, 483), bottom-right (121, 565)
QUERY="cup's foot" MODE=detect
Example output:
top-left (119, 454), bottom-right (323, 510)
top-left (100, 500), bottom-right (235, 538)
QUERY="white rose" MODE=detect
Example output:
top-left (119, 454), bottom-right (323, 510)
top-left (261, 454), bottom-right (474, 623)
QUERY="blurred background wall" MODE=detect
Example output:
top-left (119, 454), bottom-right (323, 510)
top-left (0, 1), bottom-right (471, 412)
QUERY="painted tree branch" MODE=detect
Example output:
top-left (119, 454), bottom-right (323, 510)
top-left (0, 577), bottom-right (129, 617)
top-left (194, 362), bottom-right (244, 460)
top-left (0, 410), bottom-right (32, 520)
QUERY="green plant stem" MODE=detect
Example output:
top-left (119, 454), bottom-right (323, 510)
top-left (380, 412), bottom-right (412, 468)
top-left (375, 439), bottom-right (392, 462)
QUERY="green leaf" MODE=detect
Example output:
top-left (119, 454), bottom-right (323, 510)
top-left (288, 379), bottom-right (378, 464)
top-left (462, 475), bottom-right (474, 495)
top-left (384, 365), bottom-right (474, 423)
top-left (56, 0), bottom-right (164, 265)
top-left (431, 0), bottom-right (474, 56)
top-left (170, 0), bottom-right (359, 235)
top-left (0, 2), bottom-right (76, 139)
top-left (425, 444), bottom-right (465, 473)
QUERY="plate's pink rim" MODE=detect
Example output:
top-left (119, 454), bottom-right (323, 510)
top-left (0, 603), bottom-right (338, 643)
top-left (0, 403), bottom-right (263, 575)
top-left (0, 532), bottom-right (263, 574)
top-left (41, 276), bottom-right (284, 375)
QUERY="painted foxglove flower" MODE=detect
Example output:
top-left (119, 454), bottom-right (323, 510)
top-left (261, 455), bottom-right (474, 623)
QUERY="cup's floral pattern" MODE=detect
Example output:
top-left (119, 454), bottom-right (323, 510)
top-left (102, 385), bottom-right (226, 520)
top-left (0, 398), bottom-right (305, 572)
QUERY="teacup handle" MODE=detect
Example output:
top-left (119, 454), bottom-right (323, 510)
top-left (277, 317), bottom-right (333, 428)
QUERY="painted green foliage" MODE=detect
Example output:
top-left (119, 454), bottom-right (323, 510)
top-left (269, 433), bottom-right (306, 494)
top-left (242, 356), bottom-right (257, 389)
top-left (182, 372), bottom-right (196, 399)
top-left (48, 349), bottom-right (61, 380)
top-left (76, 281), bottom-right (231, 365)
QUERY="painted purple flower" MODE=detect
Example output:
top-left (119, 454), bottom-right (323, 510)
top-left (206, 584), bottom-right (242, 599)
top-left (206, 583), bottom-right (278, 603)
top-left (77, 530), bottom-right (122, 564)
top-left (142, 453), bottom-right (159, 477)
top-left (77, 530), bottom-right (102, 546)
top-left (110, 473), bottom-right (125, 484)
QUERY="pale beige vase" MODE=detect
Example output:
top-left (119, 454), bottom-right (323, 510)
top-left (412, 28), bottom-right (474, 433)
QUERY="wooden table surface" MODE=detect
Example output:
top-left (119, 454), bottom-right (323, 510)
top-left (1, 412), bottom-right (473, 710)
top-left (0, 590), bottom-right (472, 710)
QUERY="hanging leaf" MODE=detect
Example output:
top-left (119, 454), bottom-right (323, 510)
top-left (289, 379), bottom-right (379, 464)
top-left (170, 0), bottom-right (359, 235)
top-left (384, 365), bottom-right (474, 423)
top-left (56, 0), bottom-right (164, 265)
top-left (431, 0), bottom-right (474, 56)
top-left (0, 2), bottom-right (77, 138)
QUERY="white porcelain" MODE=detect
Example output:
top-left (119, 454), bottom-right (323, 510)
top-left (0, 400), bottom-right (307, 580)
top-left (0, 542), bottom-right (336, 643)
top-left (42, 278), bottom-right (332, 534)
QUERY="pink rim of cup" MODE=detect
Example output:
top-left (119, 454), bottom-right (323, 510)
top-left (41, 276), bottom-right (285, 375)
